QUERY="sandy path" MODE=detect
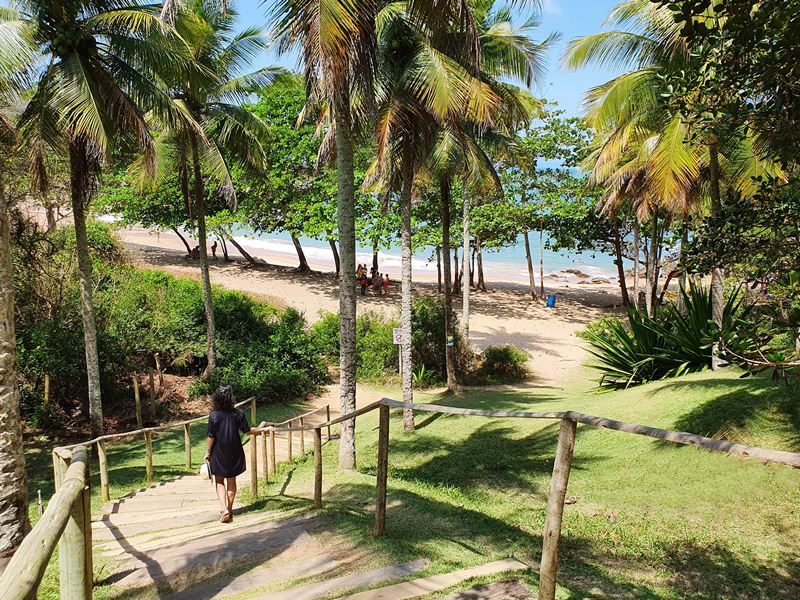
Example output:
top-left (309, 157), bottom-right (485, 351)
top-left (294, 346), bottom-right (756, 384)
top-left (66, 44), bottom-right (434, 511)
top-left (123, 238), bottom-right (621, 385)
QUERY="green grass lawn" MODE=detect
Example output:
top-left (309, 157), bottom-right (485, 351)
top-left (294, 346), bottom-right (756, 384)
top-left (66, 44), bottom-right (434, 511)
top-left (24, 398), bottom-right (309, 600)
top-left (246, 368), bottom-right (800, 599)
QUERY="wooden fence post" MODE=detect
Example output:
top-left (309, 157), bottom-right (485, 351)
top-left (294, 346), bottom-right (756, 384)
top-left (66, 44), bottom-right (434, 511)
top-left (43, 373), bottom-right (50, 409)
top-left (269, 428), bottom-right (276, 474)
top-left (132, 375), bottom-right (142, 428)
top-left (314, 427), bottom-right (322, 508)
top-left (250, 435), bottom-right (258, 499)
top-left (261, 431), bottom-right (269, 484)
top-left (144, 432), bottom-right (154, 485)
top-left (299, 417), bottom-right (305, 454)
top-left (288, 421), bottom-right (294, 463)
top-left (81, 455), bottom-right (93, 597)
top-left (326, 405), bottom-right (331, 440)
top-left (55, 448), bottom-right (92, 600)
top-left (538, 417), bottom-right (577, 600)
top-left (147, 367), bottom-right (156, 420)
top-left (250, 397), bottom-right (257, 430)
top-left (97, 440), bottom-right (110, 503)
top-left (184, 423), bottom-right (192, 470)
top-left (374, 404), bottom-right (390, 537)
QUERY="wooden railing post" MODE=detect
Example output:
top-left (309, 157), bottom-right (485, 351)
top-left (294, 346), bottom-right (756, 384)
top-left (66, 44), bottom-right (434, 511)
top-left (314, 427), bottom-right (322, 508)
top-left (144, 432), bottom-right (154, 485)
top-left (55, 447), bottom-right (92, 600)
top-left (97, 440), bottom-right (110, 503)
top-left (261, 431), bottom-right (269, 485)
top-left (184, 423), bottom-right (192, 470)
top-left (326, 405), bottom-right (331, 440)
top-left (269, 428), bottom-right (276, 474)
top-left (299, 416), bottom-right (305, 454)
top-left (538, 417), bottom-right (577, 600)
top-left (250, 397), bottom-right (257, 430)
top-left (288, 420), bottom-right (294, 462)
top-left (132, 375), bottom-right (142, 428)
top-left (250, 434), bottom-right (258, 499)
top-left (147, 367), bottom-right (156, 420)
top-left (374, 404), bottom-right (390, 537)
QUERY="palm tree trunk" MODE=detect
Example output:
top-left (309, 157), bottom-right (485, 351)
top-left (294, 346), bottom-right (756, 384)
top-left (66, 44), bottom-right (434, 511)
top-left (461, 185), bottom-right (470, 337)
top-left (677, 220), bottom-right (689, 313)
top-left (400, 158), bottom-right (415, 432)
top-left (190, 141), bottom-right (217, 380)
top-left (328, 236), bottom-right (340, 278)
top-left (708, 139), bottom-right (724, 370)
top-left (0, 177), bottom-right (30, 561)
top-left (436, 246), bottom-right (442, 293)
top-left (613, 230), bottom-right (631, 306)
top-left (440, 177), bottom-right (457, 391)
top-left (633, 218), bottom-right (640, 301)
top-left (477, 235), bottom-right (486, 292)
top-left (69, 139), bottom-right (103, 435)
top-left (646, 215), bottom-right (659, 316)
top-left (172, 227), bottom-right (192, 255)
top-left (291, 234), bottom-right (310, 272)
top-left (452, 247), bottom-right (459, 294)
top-left (334, 92), bottom-right (358, 468)
top-left (539, 228), bottom-right (545, 299)
top-left (470, 247), bottom-right (475, 288)
top-left (524, 231), bottom-right (537, 301)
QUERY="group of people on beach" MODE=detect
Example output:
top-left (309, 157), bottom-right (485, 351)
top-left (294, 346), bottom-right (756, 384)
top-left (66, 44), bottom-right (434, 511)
top-left (357, 264), bottom-right (391, 296)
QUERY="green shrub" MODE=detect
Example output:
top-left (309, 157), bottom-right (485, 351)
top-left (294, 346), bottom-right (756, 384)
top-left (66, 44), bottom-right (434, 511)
top-left (584, 284), bottom-right (766, 389)
top-left (478, 345), bottom-right (530, 381)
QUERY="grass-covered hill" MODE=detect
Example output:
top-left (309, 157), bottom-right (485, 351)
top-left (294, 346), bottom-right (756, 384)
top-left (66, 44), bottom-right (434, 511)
top-left (257, 369), bottom-right (799, 599)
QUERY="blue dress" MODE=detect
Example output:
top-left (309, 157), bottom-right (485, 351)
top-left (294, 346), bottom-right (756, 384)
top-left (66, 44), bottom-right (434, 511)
top-left (207, 409), bottom-right (250, 478)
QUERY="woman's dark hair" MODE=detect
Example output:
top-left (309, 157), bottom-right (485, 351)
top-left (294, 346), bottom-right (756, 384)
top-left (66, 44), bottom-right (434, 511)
top-left (211, 385), bottom-right (235, 412)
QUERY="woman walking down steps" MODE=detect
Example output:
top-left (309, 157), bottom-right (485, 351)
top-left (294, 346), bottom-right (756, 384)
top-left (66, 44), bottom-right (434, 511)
top-left (205, 385), bottom-right (267, 523)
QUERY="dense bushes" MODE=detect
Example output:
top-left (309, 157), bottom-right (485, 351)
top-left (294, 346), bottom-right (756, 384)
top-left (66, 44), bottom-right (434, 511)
top-left (13, 219), bottom-right (327, 424)
top-left (476, 345), bottom-right (530, 382)
top-left (582, 284), bottom-right (765, 389)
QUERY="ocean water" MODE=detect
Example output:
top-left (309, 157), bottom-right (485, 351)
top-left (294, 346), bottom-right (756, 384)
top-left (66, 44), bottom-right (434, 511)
top-left (232, 229), bottom-right (624, 283)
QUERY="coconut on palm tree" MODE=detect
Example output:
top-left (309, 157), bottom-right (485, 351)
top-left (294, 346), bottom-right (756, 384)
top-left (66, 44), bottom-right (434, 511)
top-left (135, 0), bottom-right (280, 380)
top-left (13, 0), bottom-right (191, 434)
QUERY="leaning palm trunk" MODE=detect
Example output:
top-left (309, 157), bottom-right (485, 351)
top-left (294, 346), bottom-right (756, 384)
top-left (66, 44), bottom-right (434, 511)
top-left (400, 160), bottom-right (415, 431)
top-left (69, 139), bottom-right (103, 435)
top-left (708, 140), bottom-right (724, 370)
top-left (334, 94), bottom-right (358, 468)
top-left (440, 178), bottom-right (457, 391)
top-left (0, 178), bottom-right (30, 560)
top-left (191, 141), bottom-right (217, 380)
top-left (461, 184), bottom-right (470, 337)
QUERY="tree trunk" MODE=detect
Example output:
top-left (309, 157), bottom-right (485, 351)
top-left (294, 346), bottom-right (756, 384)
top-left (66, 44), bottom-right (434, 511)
top-left (191, 141), bottom-right (216, 380)
top-left (633, 219), bottom-right (640, 301)
top-left (452, 247), bottom-right (460, 294)
top-left (0, 176), bottom-right (30, 561)
top-left (372, 247), bottom-right (379, 273)
top-left (227, 236), bottom-right (260, 266)
top-left (645, 216), bottom-right (659, 316)
top-left (524, 231), bottom-right (537, 301)
top-left (69, 139), bottom-right (103, 435)
top-left (708, 139), bottom-right (724, 370)
top-left (436, 246), bottom-right (442, 293)
top-left (400, 158), bottom-right (415, 431)
top-left (613, 231), bottom-right (631, 306)
top-left (334, 90), bottom-right (358, 468)
top-left (461, 184), bottom-right (471, 338)
top-left (470, 247), bottom-right (475, 288)
top-left (677, 220), bottom-right (689, 313)
top-left (172, 227), bottom-right (192, 255)
top-left (328, 236), bottom-right (340, 278)
top-left (220, 235), bottom-right (230, 261)
top-left (440, 177), bottom-right (457, 392)
top-left (476, 235), bottom-right (486, 292)
top-left (45, 203), bottom-right (56, 232)
top-left (539, 228), bottom-right (545, 299)
top-left (291, 234), bottom-right (310, 272)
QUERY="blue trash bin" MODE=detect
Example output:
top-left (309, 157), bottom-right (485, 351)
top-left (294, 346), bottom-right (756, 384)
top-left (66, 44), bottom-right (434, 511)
top-left (546, 294), bottom-right (556, 308)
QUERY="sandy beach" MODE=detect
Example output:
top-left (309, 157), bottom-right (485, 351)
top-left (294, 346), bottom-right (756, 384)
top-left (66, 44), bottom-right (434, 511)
top-left (118, 226), bottom-right (624, 385)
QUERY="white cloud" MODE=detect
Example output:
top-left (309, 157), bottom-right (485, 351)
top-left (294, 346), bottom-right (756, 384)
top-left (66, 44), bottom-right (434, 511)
top-left (541, 0), bottom-right (562, 15)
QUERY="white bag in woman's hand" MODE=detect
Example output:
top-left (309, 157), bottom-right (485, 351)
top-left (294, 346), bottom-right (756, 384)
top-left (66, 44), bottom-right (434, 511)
top-left (200, 461), bottom-right (213, 480)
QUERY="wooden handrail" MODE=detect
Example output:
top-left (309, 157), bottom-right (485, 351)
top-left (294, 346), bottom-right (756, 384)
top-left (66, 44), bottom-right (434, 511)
top-left (272, 403), bottom-right (329, 427)
top-left (0, 447), bottom-right (90, 600)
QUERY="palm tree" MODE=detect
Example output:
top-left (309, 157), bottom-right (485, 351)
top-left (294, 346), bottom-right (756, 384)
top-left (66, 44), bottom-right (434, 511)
top-left (13, 0), bottom-right (189, 434)
top-left (0, 5), bottom-right (36, 557)
top-left (136, 0), bottom-right (279, 380)
top-left (566, 0), bottom-right (781, 327)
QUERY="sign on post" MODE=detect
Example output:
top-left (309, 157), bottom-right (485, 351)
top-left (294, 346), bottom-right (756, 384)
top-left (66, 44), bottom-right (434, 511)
top-left (392, 328), bottom-right (406, 345)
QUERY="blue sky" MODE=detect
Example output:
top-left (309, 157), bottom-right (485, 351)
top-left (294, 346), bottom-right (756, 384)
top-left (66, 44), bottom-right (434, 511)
top-left (240, 0), bottom-right (624, 118)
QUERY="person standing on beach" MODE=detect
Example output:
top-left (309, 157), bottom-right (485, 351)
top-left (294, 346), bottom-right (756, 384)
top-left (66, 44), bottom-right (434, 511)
top-left (383, 274), bottom-right (390, 295)
top-left (211, 240), bottom-right (218, 260)
top-left (359, 271), bottom-right (368, 295)
top-left (205, 385), bottom-right (265, 523)
top-left (373, 271), bottom-right (383, 295)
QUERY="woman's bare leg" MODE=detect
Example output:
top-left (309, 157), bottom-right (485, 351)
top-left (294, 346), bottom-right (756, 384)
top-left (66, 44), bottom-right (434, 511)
top-left (214, 477), bottom-right (227, 513)
top-left (225, 477), bottom-right (237, 512)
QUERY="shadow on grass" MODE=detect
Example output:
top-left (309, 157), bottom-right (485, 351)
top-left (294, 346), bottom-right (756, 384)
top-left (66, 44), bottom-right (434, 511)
top-left (647, 376), bottom-right (800, 451)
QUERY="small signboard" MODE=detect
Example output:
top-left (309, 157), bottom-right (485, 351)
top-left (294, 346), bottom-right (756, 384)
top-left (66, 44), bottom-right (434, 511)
top-left (392, 328), bottom-right (405, 345)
